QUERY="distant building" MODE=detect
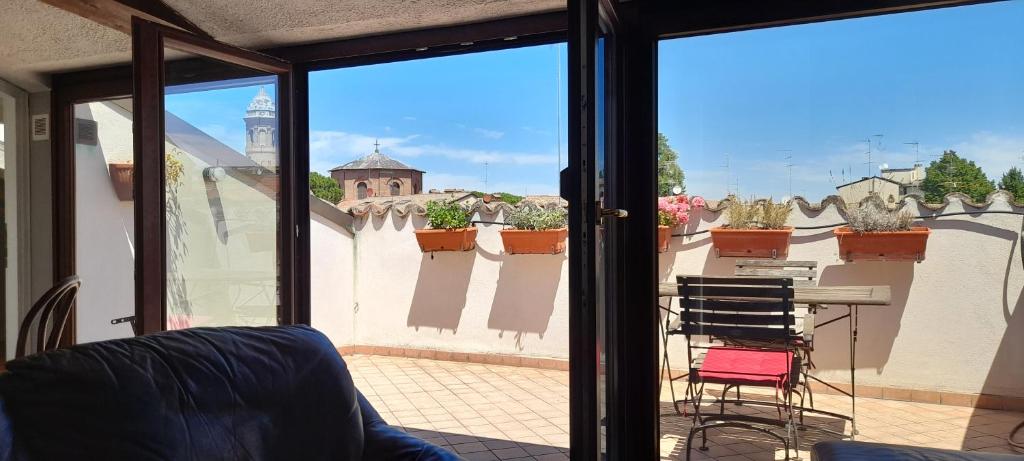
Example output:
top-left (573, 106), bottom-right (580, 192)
top-left (836, 163), bottom-right (926, 204)
top-left (329, 142), bottom-right (425, 200)
top-left (244, 86), bottom-right (277, 169)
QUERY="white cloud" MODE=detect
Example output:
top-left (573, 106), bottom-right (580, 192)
top-left (951, 132), bottom-right (1024, 180)
top-left (423, 172), bottom-right (558, 196)
top-left (402, 116), bottom-right (417, 121)
top-left (308, 129), bottom-right (558, 175)
top-left (474, 128), bottom-right (505, 139)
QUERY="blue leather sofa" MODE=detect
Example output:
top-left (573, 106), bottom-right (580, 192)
top-left (813, 441), bottom-right (1023, 460)
top-left (0, 325), bottom-right (463, 461)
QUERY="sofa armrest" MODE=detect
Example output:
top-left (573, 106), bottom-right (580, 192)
top-left (358, 391), bottom-right (465, 461)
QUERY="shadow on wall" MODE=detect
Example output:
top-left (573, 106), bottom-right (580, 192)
top-left (961, 215), bottom-right (1024, 450)
top-left (407, 251), bottom-right (475, 333)
top-left (814, 261), bottom-right (914, 373)
top-left (487, 254), bottom-right (566, 349)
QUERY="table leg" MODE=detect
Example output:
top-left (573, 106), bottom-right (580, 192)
top-left (849, 304), bottom-right (859, 438)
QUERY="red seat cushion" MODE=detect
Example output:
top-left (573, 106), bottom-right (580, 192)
top-left (697, 347), bottom-right (794, 388)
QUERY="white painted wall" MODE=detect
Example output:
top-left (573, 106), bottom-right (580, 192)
top-left (659, 195), bottom-right (1024, 398)
top-left (337, 208), bottom-right (571, 359)
top-left (73, 102), bottom-right (135, 342)
top-left (310, 212), bottom-right (355, 346)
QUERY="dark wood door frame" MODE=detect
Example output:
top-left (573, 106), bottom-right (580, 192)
top-left (131, 17), bottom-right (297, 334)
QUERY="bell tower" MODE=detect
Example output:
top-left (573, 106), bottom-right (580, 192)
top-left (244, 86), bottom-right (277, 168)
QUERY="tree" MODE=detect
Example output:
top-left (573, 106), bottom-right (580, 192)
top-left (920, 150), bottom-right (994, 203)
top-left (310, 172), bottom-right (343, 204)
top-left (658, 132), bottom-right (686, 196)
top-left (999, 167), bottom-right (1024, 200)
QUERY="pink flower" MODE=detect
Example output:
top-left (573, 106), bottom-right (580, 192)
top-left (658, 194), bottom-right (703, 227)
top-left (691, 196), bottom-right (706, 208)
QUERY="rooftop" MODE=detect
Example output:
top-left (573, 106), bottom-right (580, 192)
top-left (330, 145), bottom-right (424, 172)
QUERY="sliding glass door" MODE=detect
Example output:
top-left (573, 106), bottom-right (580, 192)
top-left (131, 18), bottom-right (299, 334)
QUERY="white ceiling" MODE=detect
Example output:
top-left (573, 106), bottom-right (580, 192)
top-left (0, 0), bottom-right (563, 92)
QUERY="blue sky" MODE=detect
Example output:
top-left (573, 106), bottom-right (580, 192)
top-left (165, 1), bottom-right (1023, 201)
top-left (309, 45), bottom-right (568, 196)
top-left (660, 1), bottom-right (1024, 200)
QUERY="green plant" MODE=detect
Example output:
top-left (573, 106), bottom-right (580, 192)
top-left (921, 150), bottom-right (995, 203)
top-left (657, 132), bottom-right (686, 196)
top-left (506, 206), bottom-right (567, 231)
top-left (164, 147), bottom-right (187, 190)
top-left (999, 167), bottom-right (1024, 201)
top-left (425, 200), bottom-right (472, 230)
top-left (725, 197), bottom-right (791, 230)
top-left (846, 204), bottom-right (914, 233)
top-left (310, 171), bottom-right (344, 204)
top-left (470, 191), bottom-right (524, 205)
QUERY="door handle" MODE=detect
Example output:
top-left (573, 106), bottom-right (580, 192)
top-left (600, 208), bottom-right (629, 219)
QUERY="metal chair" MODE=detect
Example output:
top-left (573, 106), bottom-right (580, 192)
top-left (15, 275), bottom-right (81, 358)
top-left (672, 276), bottom-right (802, 461)
top-left (734, 259), bottom-right (819, 414)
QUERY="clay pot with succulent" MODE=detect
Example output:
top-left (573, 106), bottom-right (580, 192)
top-left (657, 195), bottom-right (705, 252)
top-left (835, 203), bottom-right (929, 262)
top-left (710, 197), bottom-right (793, 258)
top-left (500, 206), bottom-right (568, 255)
top-left (414, 200), bottom-right (478, 252)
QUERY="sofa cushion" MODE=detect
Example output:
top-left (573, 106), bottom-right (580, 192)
top-left (0, 325), bottom-right (363, 461)
top-left (812, 441), bottom-right (1024, 461)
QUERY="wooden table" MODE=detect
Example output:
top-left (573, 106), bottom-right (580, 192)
top-left (658, 283), bottom-right (891, 306)
top-left (658, 279), bottom-right (892, 438)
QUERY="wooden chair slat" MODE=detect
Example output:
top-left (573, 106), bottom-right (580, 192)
top-left (678, 311), bottom-right (795, 326)
top-left (734, 259), bottom-right (817, 268)
top-left (735, 267), bottom-right (817, 279)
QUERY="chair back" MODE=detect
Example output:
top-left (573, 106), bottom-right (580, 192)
top-left (734, 259), bottom-right (817, 287)
top-left (15, 276), bottom-right (81, 358)
top-left (675, 275), bottom-right (796, 342)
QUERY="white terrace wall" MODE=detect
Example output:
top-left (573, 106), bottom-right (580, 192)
top-left (317, 206), bottom-right (571, 360)
top-left (661, 194), bottom-right (1024, 398)
top-left (321, 194), bottom-right (1023, 399)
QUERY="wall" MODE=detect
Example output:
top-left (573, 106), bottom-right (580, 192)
top-left (659, 194), bottom-right (1024, 398)
top-left (329, 207), bottom-right (571, 359)
top-left (309, 196), bottom-right (355, 346)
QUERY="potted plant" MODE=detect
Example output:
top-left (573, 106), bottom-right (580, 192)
top-left (835, 204), bottom-right (930, 262)
top-left (108, 162), bottom-right (134, 201)
top-left (414, 200), bottom-right (478, 252)
top-left (107, 152), bottom-right (185, 201)
top-left (710, 198), bottom-right (793, 258)
top-left (500, 206), bottom-right (568, 254)
top-left (658, 195), bottom-right (705, 252)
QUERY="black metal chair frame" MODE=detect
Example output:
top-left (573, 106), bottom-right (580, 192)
top-left (15, 275), bottom-right (82, 358)
top-left (672, 275), bottom-right (802, 461)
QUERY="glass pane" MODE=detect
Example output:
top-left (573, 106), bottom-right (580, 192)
top-left (74, 99), bottom-right (137, 342)
top-left (164, 53), bottom-right (280, 329)
top-left (595, 35), bottom-right (608, 457)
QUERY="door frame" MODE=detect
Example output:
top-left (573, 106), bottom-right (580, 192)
top-left (130, 17), bottom-right (299, 334)
top-left (0, 79), bottom-right (33, 362)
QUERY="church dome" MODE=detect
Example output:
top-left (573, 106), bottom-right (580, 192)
top-left (246, 86), bottom-right (275, 115)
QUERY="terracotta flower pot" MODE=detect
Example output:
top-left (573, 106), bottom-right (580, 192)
top-left (709, 226), bottom-right (793, 259)
top-left (658, 225), bottom-right (673, 253)
top-left (834, 226), bottom-right (931, 262)
top-left (414, 227), bottom-right (478, 252)
top-left (108, 163), bottom-right (134, 201)
top-left (500, 228), bottom-right (567, 255)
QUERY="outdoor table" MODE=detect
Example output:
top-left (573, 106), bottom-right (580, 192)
top-left (658, 280), bottom-right (892, 438)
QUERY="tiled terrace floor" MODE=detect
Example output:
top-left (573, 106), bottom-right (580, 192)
top-left (347, 355), bottom-right (1024, 460)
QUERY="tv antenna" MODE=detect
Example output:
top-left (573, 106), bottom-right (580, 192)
top-left (904, 141), bottom-right (921, 164)
top-left (484, 162), bottom-right (489, 193)
top-left (721, 153), bottom-right (731, 196)
top-left (780, 149), bottom-right (794, 198)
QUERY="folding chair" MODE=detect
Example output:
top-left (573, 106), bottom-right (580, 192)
top-left (734, 259), bottom-right (818, 416)
top-left (672, 276), bottom-right (802, 461)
